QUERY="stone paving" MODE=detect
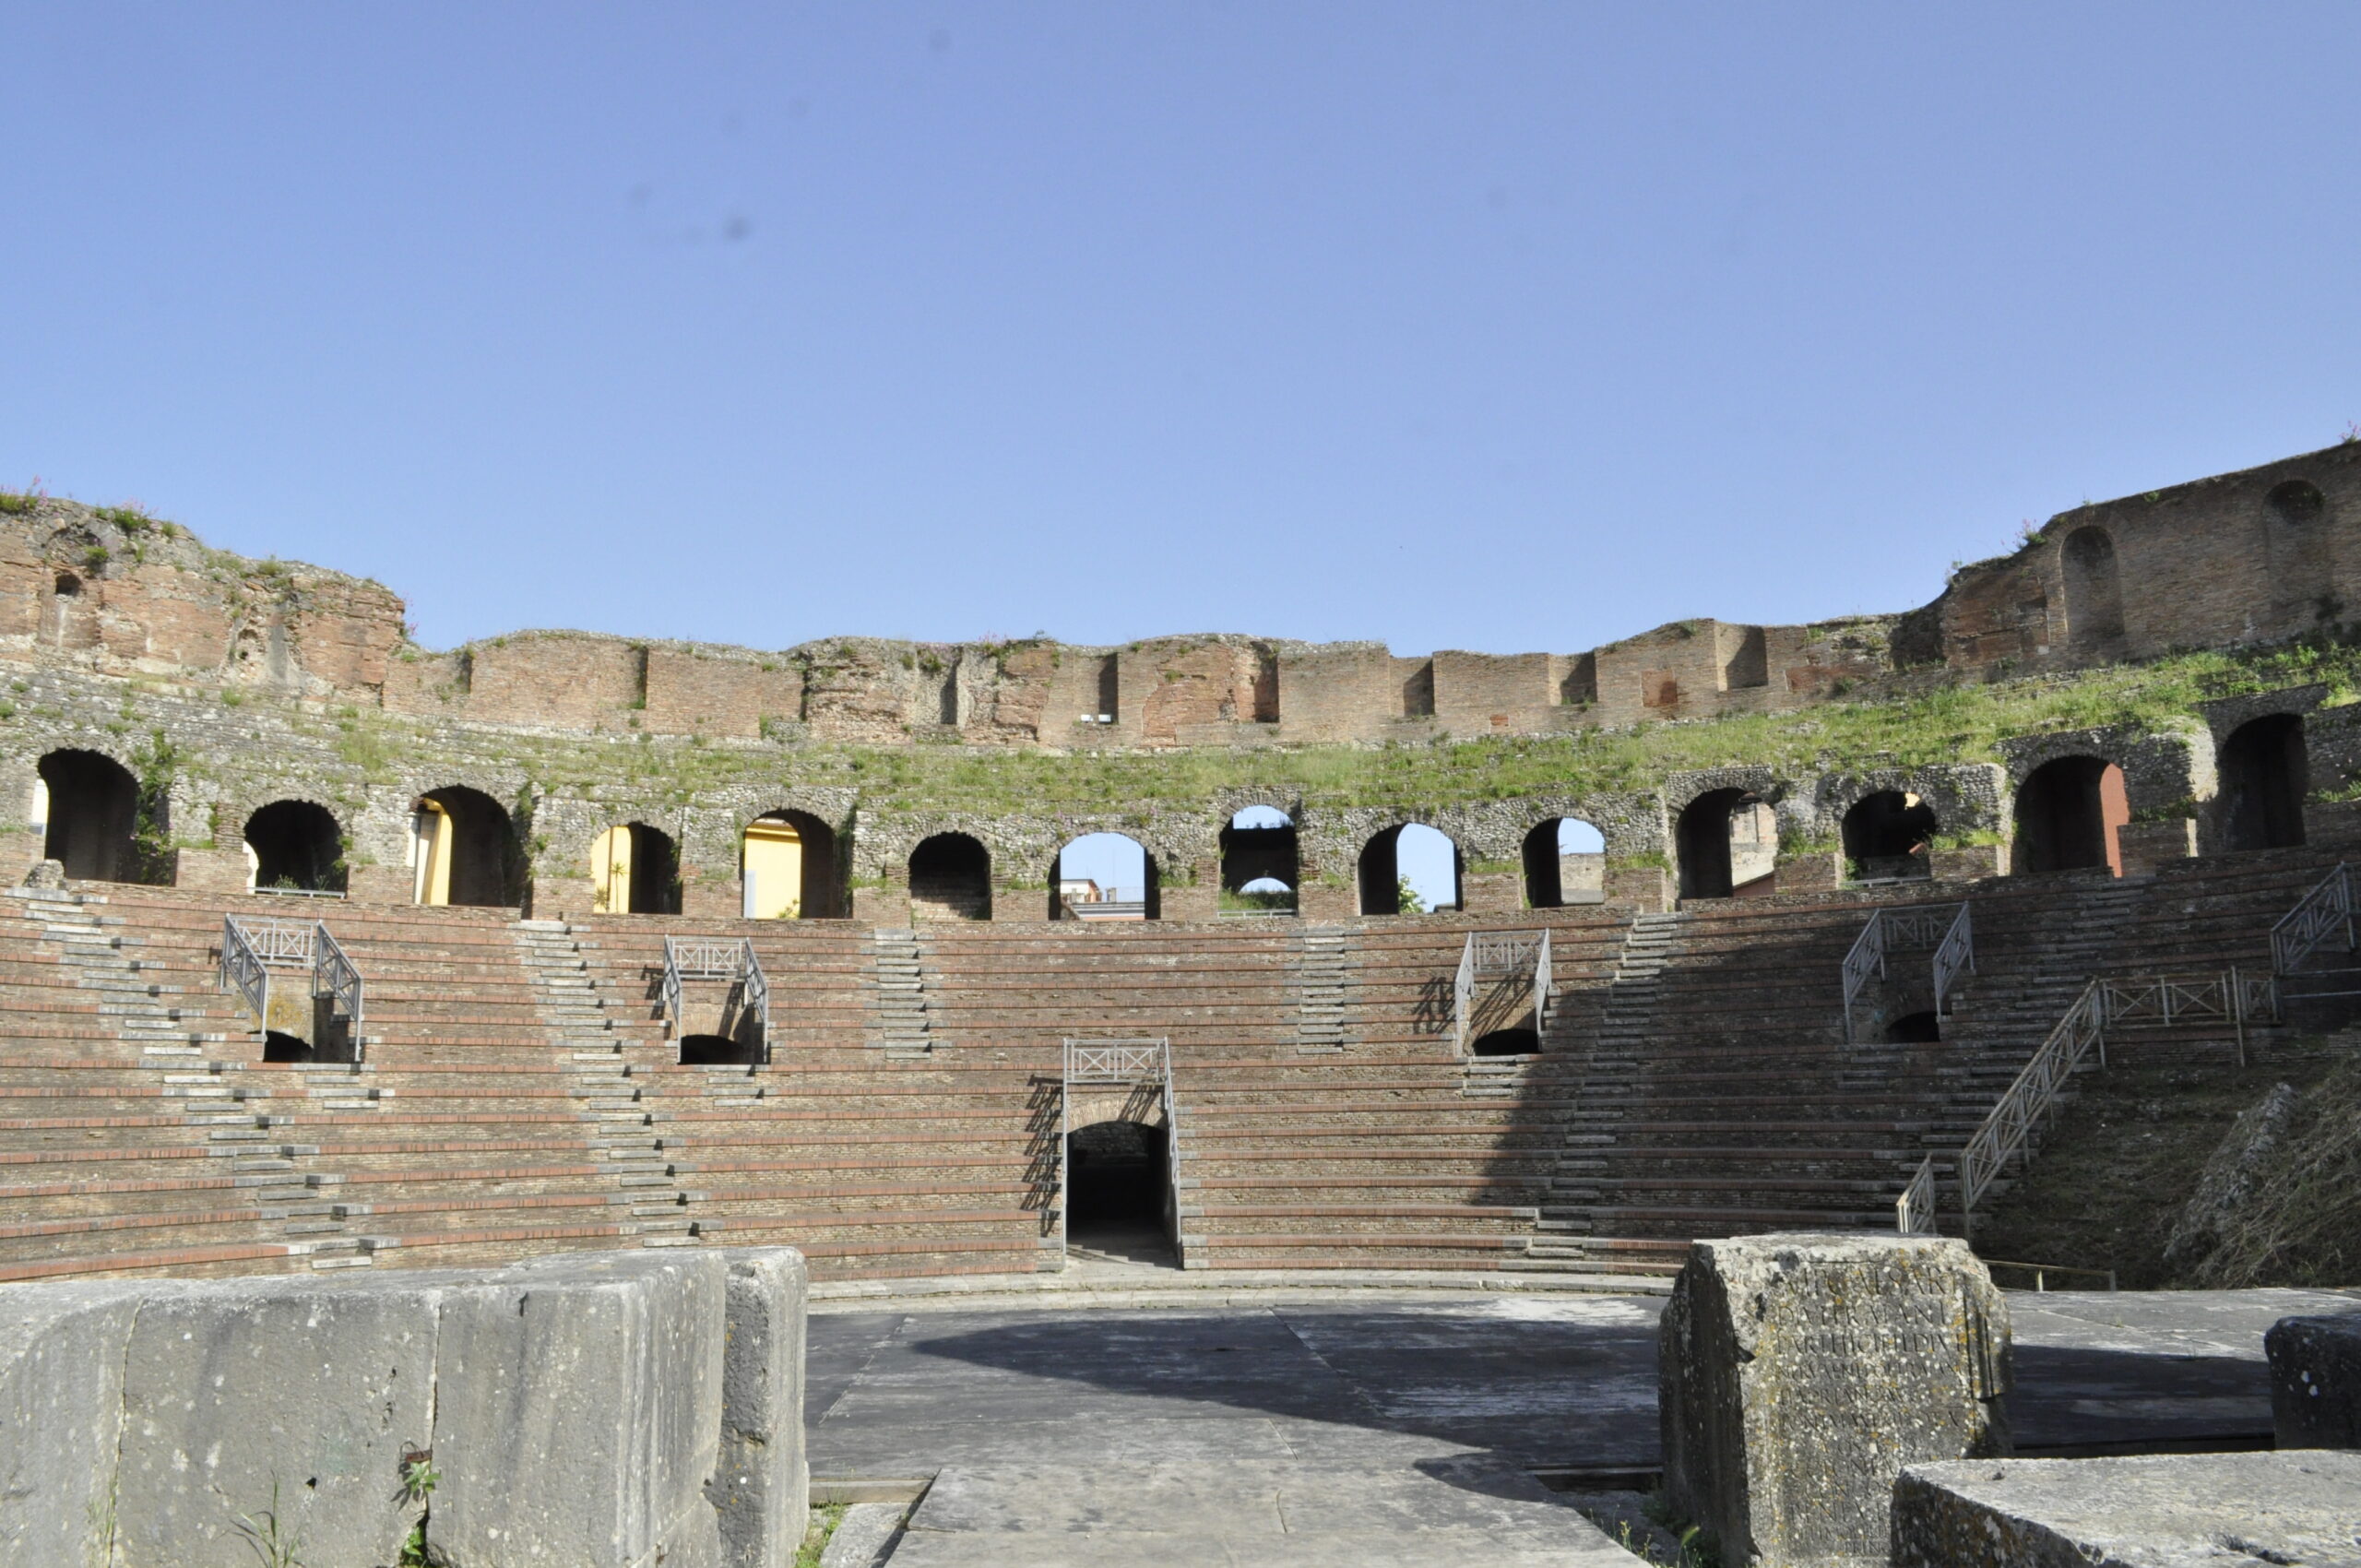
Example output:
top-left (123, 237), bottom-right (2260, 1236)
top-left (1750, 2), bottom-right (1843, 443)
top-left (806, 1284), bottom-right (2359, 1566)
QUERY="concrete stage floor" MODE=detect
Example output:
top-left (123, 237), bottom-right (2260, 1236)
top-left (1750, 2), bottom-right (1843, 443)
top-left (805, 1286), bottom-right (2358, 1566)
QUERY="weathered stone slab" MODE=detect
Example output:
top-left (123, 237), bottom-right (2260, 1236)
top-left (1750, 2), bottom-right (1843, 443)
top-left (711, 1249), bottom-right (812, 1568)
top-left (0, 1280), bottom-right (150, 1567)
top-left (429, 1250), bottom-right (729, 1568)
top-left (113, 1273), bottom-right (447, 1568)
top-left (2270, 1312), bottom-right (2361, 1451)
top-left (1892, 1451), bottom-right (2361, 1568)
top-left (1658, 1231), bottom-right (2010, 1568)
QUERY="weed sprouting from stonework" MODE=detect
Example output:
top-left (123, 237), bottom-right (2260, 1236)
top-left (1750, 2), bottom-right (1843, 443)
top-left (231, 1479), bottom-right (306, 1568)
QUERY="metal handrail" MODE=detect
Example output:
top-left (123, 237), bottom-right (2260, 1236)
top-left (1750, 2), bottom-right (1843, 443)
top-left (2271, 861), bottom-right (2354, 974)
top-left (2095, 968), bottom-right (2276, 1069)
top-left (740, 938), bottom-right (769, 1062)
top-left (1981, 1258), bottom-right (2118, 1292)
top-left (1957, 979), bottom-right (2106, 1234)
top-left (1844, 902), bottom-right (1969, 1042)
top-left (1895, 1156), bottom-right (1939, 1236)
top-left (314, 922), bottom-right (362, 1029)
top-left (1471, 932), bottom-right (1542, 973)
top-left (220, 916), bottom-right (269, 1026)
top-left (1453, 934), bottom-right (1476, 1054)
top-left (1932, 901), bottom-right (1975, 1016)
top-left (1534, 927), bottom-right (1553, 1037)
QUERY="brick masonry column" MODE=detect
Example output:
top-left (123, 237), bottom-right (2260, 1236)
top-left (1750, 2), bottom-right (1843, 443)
top-left (530, 874), bottom-right (597, 919)
top-left (1459, 869), bottom-right (1523, 914)
top-left (172, 847), bottom-right (250, 894)
top-left (0, 827), bottom-right (46, 886)
top-left (2118, 818), bottom-right (2198, 877)
top-left (680, 870), bottom-right (742, 920)
top-left (1930, 844), bottom-right (2006, 882)
top-left (1160, 859), bottom-right (1220, 922)
top-left (1604, 865), bottom-right (1671, 911)
top-left (852, 884), bottom-right (912, 925)
top-left (1773, 852), bottom-right (1842, 896)
top-left (1298, 881), bottom-right (1357, 921)
top-left (346, 864), bottom-right (414, 905)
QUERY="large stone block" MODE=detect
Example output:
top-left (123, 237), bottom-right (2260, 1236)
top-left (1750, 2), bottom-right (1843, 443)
top-left (1892, 1452), bottom-right (2361, 1568)
top-left (113, 1274), bottom-right (447, 1568)
top-left (429, 1250), bottom-right (729, 1568)
top-left (0, 1280), bottom-right (150, 1568)
top-left (710, 1250), bottom-right (812, 1568)
top-left (1659, 1232), bottom-right (2011, 1568)
top-left (2269, 1312), bottom-right (2361, 1451)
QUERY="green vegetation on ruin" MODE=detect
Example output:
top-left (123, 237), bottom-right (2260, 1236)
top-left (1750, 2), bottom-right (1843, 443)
top-left (191, 627), bottom-right (2361, 830)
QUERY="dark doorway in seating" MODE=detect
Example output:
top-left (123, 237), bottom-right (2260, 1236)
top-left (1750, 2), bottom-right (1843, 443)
top-left (1842, 791), bottom-right (1938, 882)
top-left (38, 749), bottom-right (144, 883)
top-left (1677, 789), bottom-right (1777, 899)
top-left (1065, 1118), bottom-right (1173, 1263)
top-left (1886, 1011), bottom-right (1943, 1043)
top-left (262, 1030), bottom-right (312, 1063)
top-left (679, 1032), bottom-right (761, 1066)
top-left (246, 801), bottom-right (346, 894)
top-left (2013, 756), bottom-right (2128, 875)
top-left (1522, 817), bottom-right (1606, 908)
top-left (2219, 715), bottom-right (2308, 852)
top-left (1471, 1028), bottom-right (1540, 1056)
top-left (909, 833), bottom-right (992, 921)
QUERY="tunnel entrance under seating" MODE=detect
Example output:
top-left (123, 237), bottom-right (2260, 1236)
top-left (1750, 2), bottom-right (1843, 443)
top-left (2013, 756), bottom-right (2128, 875)
top-left (1470, 1028), bottom-right (1541, 1056)
top-left (1886, 1010), bottom-right (1943, 1044)
top-left (2219, 714), bottom-right (2308, 852)
top-left (678, 1032), bottom-right (760, 1066)
top-left (36, 749), bottom-right (145, 883)
top-left (1064, 1118), bottom-right (1173, 1262)
top-left (245, 800), bottom-right (346, 894)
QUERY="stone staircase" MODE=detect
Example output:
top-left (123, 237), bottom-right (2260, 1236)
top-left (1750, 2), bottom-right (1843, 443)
top-left (869, 927), bottom-right (935, 1058)
top-left (514, 918), bottom-right (699, 1247)
top-left (1293, 925), bottom-right (1347, 1054)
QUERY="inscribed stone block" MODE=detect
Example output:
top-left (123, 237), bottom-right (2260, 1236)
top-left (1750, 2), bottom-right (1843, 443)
top-left (1659, 1231), bottom-right (2010, 1568)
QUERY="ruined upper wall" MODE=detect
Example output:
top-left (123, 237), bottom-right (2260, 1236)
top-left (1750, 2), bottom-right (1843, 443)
top-left (8, 437), bottom-right (2355, 747)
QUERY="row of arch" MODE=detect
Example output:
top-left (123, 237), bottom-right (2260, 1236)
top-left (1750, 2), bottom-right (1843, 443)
top-left (24, 712), bottom-right (2314, 912)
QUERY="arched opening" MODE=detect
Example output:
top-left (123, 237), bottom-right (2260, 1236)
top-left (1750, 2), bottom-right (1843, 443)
top-left (1053, 833), bottom-right (1157, 921)
top-left (1841, 791), bottom-right (1939, 883)
top-left (678, 1032), bottom-right (761, 1067)
top-left (1220, 805), bottom-right (1298, 916)
top-left (742, 811), bottom-right (841, 920)
top-left (1522, 817), bottom-right (1606, 908)
top-left (1357, 823), bottom-right (1460, 915)
top-left (35, 749), bottom-right (142, 883)
top-left (1064, 1117), bottom-right (1171, 1262)
top-left (2219, 714), bottom-right (2308, 852)
top-left (244, 801), bottom-right (346, 894)
top-left (909, 833), bottom-right (992, 921)
top-left (410, 787), bottom-right (518, 908)
top-left (2061, 526), bottom-right (2126, 652)
top-left (1886, 1010), bottom-right (1943, 1044)
top-left (590, 823), bottom-right (682, 914)
top-left (1470, 1027), bottom-right (1541, 1057)
top-left (1677, 790), bottom-right (1778, 900)
top-left (2012, 756), bottom-right (2129, 876)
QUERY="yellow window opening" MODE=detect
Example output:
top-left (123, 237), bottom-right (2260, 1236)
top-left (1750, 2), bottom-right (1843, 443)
top-left (743, 817), bottom-right (802, 920)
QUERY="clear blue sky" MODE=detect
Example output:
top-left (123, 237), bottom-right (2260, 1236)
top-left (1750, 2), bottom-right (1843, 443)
top-left (5, 4), bottom-right (2358, 656)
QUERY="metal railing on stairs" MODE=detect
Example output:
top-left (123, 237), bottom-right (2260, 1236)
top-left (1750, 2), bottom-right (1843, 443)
top-left (1058, 1038), bottom-right (1182, 1268)
top-left (1906, 967), bottom-right (2280, 1236)
top-left (2271, 861), bottom-right (2355, 975)
top-left (220, 916), bottom-right (366, 1053)
top-left (661, 935), bottom-right (769, 1061)
top-left (1453, 930), bottom-right (1549, 1052)
top-left (1843, 902), bottom-right (1973, 1042)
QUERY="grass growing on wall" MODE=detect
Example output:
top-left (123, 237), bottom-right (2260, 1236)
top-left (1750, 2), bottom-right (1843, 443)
top-left (176, 629), bottom-right (2361, 823)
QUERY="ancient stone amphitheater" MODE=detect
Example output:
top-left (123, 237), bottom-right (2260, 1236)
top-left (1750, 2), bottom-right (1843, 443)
top-left (4, 438), bottom-right (2358, 1289)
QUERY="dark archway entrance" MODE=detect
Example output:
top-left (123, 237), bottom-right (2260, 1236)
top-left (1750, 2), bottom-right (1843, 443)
top-left (1521, 817), bottom-right (1605, 908)
top-left (37, 749), bottom-right (143, 883)
top-left (592, 823), bottom-right (681, 914)
top-left (2219, 715), bottom-right (2307, 852)
top-left (1358, 823), bottom-right (1460, 915)
top-left (1887, 1010), bottom-right (1943, 1044)
top-left (1677, 790), bottom-right (1777, 899)
top-left (1064, 1118), bottom-right (1172, 1264)
top-left (1842, 791), bottom-right (1939, 882)
top-left (742, 811), bottom-right (843, 919)
top-left (2013, 757), bottom-right (2128, 875)
top-left (910, 833), bottom-right (992, 921)
top-left (412, 787), bottom-right (519, 908)
top-left (245, 801), bottom-right (346, 894)
top-left (1220, 806), bottom-right (1298, 916)
top-left (1053, 833), bottom-right (1158, 921)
